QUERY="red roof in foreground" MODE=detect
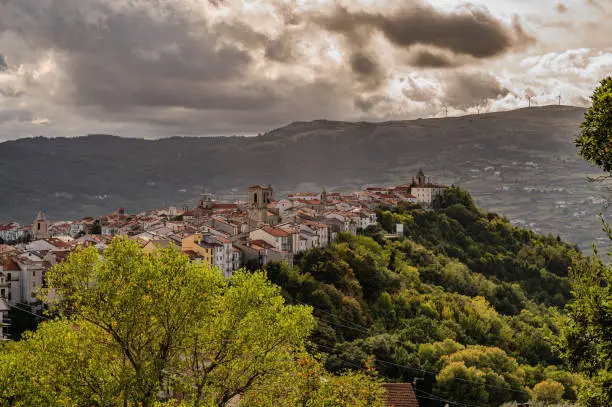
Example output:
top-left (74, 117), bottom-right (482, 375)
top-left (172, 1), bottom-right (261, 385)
top-left (0, 256), bottom-right (21, 271)
top-left (381, 383), bottom-right (419, 407)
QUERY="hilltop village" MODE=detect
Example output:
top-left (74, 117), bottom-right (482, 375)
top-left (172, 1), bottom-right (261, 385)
top-left (0, 170), bottom-right (447, 338)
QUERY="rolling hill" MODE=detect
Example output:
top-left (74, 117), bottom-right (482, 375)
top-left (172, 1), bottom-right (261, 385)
top-left (1, 105), bottom-right (609, 251)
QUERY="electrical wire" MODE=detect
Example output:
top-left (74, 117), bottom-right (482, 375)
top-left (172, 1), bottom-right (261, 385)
top-left (300, 302), bottom-right (532, 397)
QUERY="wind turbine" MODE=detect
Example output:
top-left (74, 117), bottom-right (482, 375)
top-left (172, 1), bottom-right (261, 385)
top-left (441, 104), bottom-right (448, 118)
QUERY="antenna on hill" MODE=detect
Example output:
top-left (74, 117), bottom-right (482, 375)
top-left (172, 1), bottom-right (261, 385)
top-left (476, 97), bottom-right (487, 115)
top-left (441, 105), bottom-right (448, 118)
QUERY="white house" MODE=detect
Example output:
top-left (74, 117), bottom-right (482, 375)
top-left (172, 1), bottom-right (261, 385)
top-left (215, 235), bottom-right (234, 278)
top-left (231, 246), bottom-right (242, 271)
top-left (0, 297), bottom-right (10, 340)
top-left (0, 223), bottom-right (22, 243)
top-left (409, 169), bottom-right (448, 206)
top-left (0, 257), bottom-right (22, 306)
top-left (249, 227), bottom-right (293, 254)
top-left (14, 256), bottom-right (45, 304)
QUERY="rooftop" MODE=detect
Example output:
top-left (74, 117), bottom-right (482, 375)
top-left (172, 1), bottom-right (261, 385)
top-left (381, 383), bottom-right (419, 407)
top-left (262, 227), bottom-right (291, 237)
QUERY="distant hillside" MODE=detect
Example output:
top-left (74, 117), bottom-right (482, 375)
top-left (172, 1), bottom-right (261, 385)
top-left (1, 105), bottom-right (608, 250)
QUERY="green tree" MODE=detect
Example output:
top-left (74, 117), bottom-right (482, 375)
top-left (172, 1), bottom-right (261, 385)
top-left (241, 355), bottom-right (385, 407)
top-left (43, 238), bottom-right (225, 406)
top-left (176, 271), bottom-right (316, 405)
top-left (575, 76), bottom-right (612, 172)
top-left (531, 379), bottom-right (565, 404)
top-left (557, 256), bottom-right (612, 406)
top-left (437, 345), bottom-right (527, 405)
top-left (435, 361), bottom-right (489, 405)
top-left (1, 238), bottom-right (384, 407)
top-left (561, 75), bottom-right (612, 406)
top-left (0, 319), bottom-right (121, 406)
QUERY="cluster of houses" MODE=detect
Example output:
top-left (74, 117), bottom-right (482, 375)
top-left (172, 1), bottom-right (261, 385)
top-left (1, 170), bottom-right (447, 339)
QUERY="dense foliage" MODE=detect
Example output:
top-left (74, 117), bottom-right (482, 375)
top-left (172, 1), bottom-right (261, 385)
top-left (554, 75), bottom-right (612, 407)
top-left (556, 235), bottom-right (612, 407)
top-left (0, 239), bottom-right (384, 407)
top-left (575, 76), bottom-right (612, 172)
top-left (1, 188), bottom-right (602, 406)
top-left (265, 189), bottom-right (582, 406)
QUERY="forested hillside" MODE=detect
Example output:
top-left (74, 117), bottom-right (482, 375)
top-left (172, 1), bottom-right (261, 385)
top-left (264, 188), bottom-right (582, 406)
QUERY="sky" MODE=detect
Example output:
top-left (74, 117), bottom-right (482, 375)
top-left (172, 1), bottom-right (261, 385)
top-left (0, 0), bottom-right (610, 140)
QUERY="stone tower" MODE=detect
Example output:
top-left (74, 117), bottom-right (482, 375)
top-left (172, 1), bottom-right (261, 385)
top-left (248, 185), bottom-right (273, 230)
top-left (416, 169), bottom-right (426, 187)
top-left (321, 188), bottom-right (328, 206)
top-left (32, 210), bottom-right (51, 240)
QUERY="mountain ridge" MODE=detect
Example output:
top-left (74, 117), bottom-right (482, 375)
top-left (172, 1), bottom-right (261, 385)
top-left (2, 105), bottom-right (606, 252)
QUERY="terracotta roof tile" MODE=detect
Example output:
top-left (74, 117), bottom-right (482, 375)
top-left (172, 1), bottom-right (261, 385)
top-left (381, 383), bottom-right (419, 407)
top-left (250, 240), bottom-right (275, 250)
top-left (262, 227), bottom-right (291, 237)
top-left (0, 256), bottom-right (21, 271)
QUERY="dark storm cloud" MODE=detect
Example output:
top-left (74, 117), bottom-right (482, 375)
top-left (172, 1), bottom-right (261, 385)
top-left (354, 94), bottom-right (391, 113)
top-left (443, 72), bottom-right (511, 109)
top-left (0, 0), bottom-right (259, 111)
top-left (407, 49), bottom-right (459, 68)
top-left (349, 51), bottom-right (386, 89)
top-left (1, 0), bottom-right (582, 140)
top-left (316, 3), bottom-right (535, 59)
top-left (264, 36), bottom-right (298, 63)
top-left (0, 54), bottom-right (8, 71)
top-left (0, 88), bottom-right (24, 98)
top-left (0, 109), bottom-right (34, 124)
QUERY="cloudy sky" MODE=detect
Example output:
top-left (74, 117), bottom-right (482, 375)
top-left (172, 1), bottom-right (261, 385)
top-left (0, 0), bottom-right (610, 140)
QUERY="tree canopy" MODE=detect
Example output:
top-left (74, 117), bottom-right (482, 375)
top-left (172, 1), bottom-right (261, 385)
top-left (264, 194), bottom-right (583, 406)
top-left (576, 76), bottom-right (612, 172)
top-left (0, 238), bottom-right (384, 407)
top-left (554, 76), bottom-right (612, 406)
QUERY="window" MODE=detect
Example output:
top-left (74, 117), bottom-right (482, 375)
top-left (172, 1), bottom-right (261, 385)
top-left (7, 273), bottom-right (10, 281)
top-left (0, 289), bottom-right (4, 298)
top-left (33, 270), bottom-right (36, 277)
top-left (37, 223), bottom-right (41, 230)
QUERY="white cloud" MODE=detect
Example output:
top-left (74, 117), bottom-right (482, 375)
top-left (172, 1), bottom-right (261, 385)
top-left (0, 0), bottom-right (609, 140)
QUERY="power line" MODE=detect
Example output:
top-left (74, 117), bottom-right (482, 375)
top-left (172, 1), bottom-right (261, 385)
top-left (415, 388), bottom-right (483, 407)
top-left (7, 298), bottom-right (530, 398)
top-left (301, 303), bottom-right (532, 397)
top-left (8, 303), bottom-right (50, 321)
top-left (294, 299), bottom-right (372, 334)
top-left (309, 342), bottom-right (487, 407)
